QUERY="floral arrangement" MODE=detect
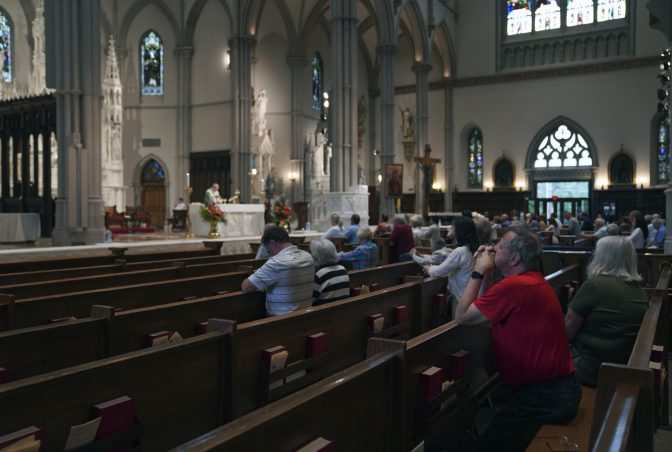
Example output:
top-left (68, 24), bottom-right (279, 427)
top-left (200, 203), bottom-right (227, 224)
top-left (271, 197), bottom-right (294, 228)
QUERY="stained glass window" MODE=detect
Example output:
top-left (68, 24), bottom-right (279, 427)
top-left (468, 128), bottom-right (483, 187)
top-left (567, 0), bottom-right (595, 27)
top-left (535, 1), bottom-right (561, 32)
top-left (140, 31), bottom-right (163, 96)
top-left (657, 115), bottom-right (669, 183)
top-left (0, 7), bottom-right (12, 83)
top-left (597, 0), bottom-right (626, 22)
top-left (507, 1), bottom-right (532, 36)
top-left (312, 53), bottom-right (323, 110)
top-left (534, 123), bottom-right (593, 168)
top-left (141, 159), bottom-right (165, 182)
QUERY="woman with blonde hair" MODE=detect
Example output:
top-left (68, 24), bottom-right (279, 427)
top-left (564, 236), bottom-right (648, 386)
top-left (322, 213), bottom-right (344, 240)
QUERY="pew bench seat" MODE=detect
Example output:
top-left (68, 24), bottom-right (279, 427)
top-left (526, 385), bottom-right (596, 452)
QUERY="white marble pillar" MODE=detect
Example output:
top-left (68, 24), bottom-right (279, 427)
top-left (175, 46), bottom-right (193, 198)
top-left (368, 88), bottom-right (379, 186)
top-left (48, 0), bottom-right (104, 245)
top-left (377, 43), bottom-right (397, 216)
top-left (413, 63), bottom-right (432, 213)
top-left (288, 55), bottom-right (308, 202)
top-left (231, 35), bottom-right (256, 203)
top-left (444, 83), bottom-right (454, 212)
top-left (330, 0), bottom-right (358, 192)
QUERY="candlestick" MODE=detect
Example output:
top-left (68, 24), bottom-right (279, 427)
top-left (186, 172), bottom-right (190, 187)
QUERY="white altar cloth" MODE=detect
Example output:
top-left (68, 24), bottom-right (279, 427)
top-left (189, 203), bottom-right (265, 238)
top-left (0, 213), bottom-right (41, 243)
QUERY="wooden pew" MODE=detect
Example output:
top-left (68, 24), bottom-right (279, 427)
top-left (0, 320), bottom-right (234, 451)
top-left (174, 350), bottom-right (404, 452)
top-left (0, 270), bottom-right (251, 330)
top-left (373, 237), bottom-right (391, 265)
top-left (348, 261), bottom-right (421, 290)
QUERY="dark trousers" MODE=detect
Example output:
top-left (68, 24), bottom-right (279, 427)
top-left (478, 373), bottom-right (582, 452)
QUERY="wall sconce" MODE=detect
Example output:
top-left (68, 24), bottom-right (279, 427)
top-left (224, 49), bottom-right (231, 70)
top-left (596, 178), bottom-right (608, 190)
top-left (287, 171), bottom-right (298, 182)
top-left (431, 182), bottom-right (443, 191)
top-left (250, 168), bottom-right (257, 176)
top-left (635, 176), bottom-right (647, 189)
top-left (484, 181), bottom-right (493, 192)
top-left (323, 92), bottom-right (329, 109)
top-left (515, 181), bottom-right (525, 191)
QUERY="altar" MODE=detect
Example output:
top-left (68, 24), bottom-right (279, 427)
top-left (188, 203), bottom-right (265, 238)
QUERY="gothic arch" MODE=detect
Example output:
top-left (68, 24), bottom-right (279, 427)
top-left (118, 0), bottom-right (181, 50)
top-left (245, 0), bottom-right (297, 54)
top-left (134, 153), bottom-right (171, 186)
top-left (397, 0), bottom-right (430, 65)
top-left (493, 156), bottom-right (515, 188)
top-left (100, 9), bottom-right (112, 44)
top-left (431, 21), bottom-right (455, 79)
top-left (185, 0), bottom-right (233, 46)
top-left (525, 116), bottom-right (599, 170)
top-left (18, 0), bottom-right (33, 51)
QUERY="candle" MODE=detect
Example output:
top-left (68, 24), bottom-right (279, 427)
top-left (186, 172), bottom-right (190, 187)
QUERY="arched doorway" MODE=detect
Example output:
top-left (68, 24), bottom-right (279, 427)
top-left (140, 159), bottom-right (166, 228)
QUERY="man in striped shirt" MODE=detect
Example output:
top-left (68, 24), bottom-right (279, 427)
top-left (241, 226), bottom-right (315, 316)
top-left (309, 239), bottom-right (351, 305)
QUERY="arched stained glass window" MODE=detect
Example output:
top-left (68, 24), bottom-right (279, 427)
top-left (0, 7), bottom-right (12, 83)
top-left (312, 53), bottom-right (323, 110)
top-left (567, 0), bottom-right (595, 27)
top-left (140, 31), bottom-right (163, 96)
top-left (468, 128), bottom-right (483, 187)
top-left (597, 0), bottom-right (626, 22)
top-left (534, 123), bottom-right (593, 168)
top-left (657, 115), bottom-right (669, 183)
top-left (141, 159), bottom-right (165, 182)
top-left (507, 1), bottom-right (532, 36)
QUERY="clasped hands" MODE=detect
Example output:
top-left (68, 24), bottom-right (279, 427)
top-left (473, 245), bottom-right (496, 274)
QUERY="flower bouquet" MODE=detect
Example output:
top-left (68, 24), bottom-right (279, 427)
top-left (271, 197), bottom-right (295, 232)
top-left (200, 203), bottom-right (227, 238)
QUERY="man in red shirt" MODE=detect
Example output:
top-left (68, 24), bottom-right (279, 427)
top-left (389, 214), bottom-right (414, 262)
top-left (455, 226), bottom-right (580, 452)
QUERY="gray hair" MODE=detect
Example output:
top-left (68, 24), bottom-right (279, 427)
top-left (594, 218), bottom-right (605, 228)
top-left (652, 217), bottom-right (663, 227)
top-left (357, 225), bottom-right (373, 242)
top-left (309, 238), bottom-right (338, 267)
top-left (504, 226), bottom-right (541, 271)
top-left (606, 224), bottom-right (620, 236)
top-left (587, 236), bottom-right (641, 282)
top-left (393, 214), bottom-right (406, 224)
top-left (473, 216), bottom-right (492, 246)
top-left (409, 214), bottom-right (423, 228)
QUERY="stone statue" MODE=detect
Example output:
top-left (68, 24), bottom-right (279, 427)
top-left (255, 88), bottom-right (268, 137)
top-left (325, 142), bottom-right (332, 176)
top-left (357, 96), bottom-right (367, 150)
top-left (400, 106), bottom-right (414, 140)
top-left (312, 132), bottom-right (326, 177)
top-left (265, 167), bottom-right (277, 200)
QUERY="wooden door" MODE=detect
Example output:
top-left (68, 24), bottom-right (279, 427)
top-left (140, 159), bottom-right (166, 228)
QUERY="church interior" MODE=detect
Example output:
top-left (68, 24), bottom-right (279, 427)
top-left (0, 0), bottom-right (671, 450)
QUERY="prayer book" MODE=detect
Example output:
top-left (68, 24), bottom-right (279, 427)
top-left (64, 417), bottom-right (101, 451)
top-left (145, 330), bottom-right (170, 347)
top-left (91, 396), bottom-right (135, 451)
top-left (0, 427), bottom-right (43, 451)
top-left (306, 332), bottom-right (328, 373)
top-left (0, 367), bottom-right (10, 384)
top-left (393, 306), bottom-right (409, 324)
top-left (449, 350), bottom-right (470, 381)
top-left (195, 321), bottom-right (209, 335)
top-left (368, 314), bottom-right (385, 334)
top-left (263, 346), bottom-right (288, 390)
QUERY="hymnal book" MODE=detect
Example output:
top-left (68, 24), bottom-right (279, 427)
top-left (434, 293), bottom-right (447, 309)
top-left (450, 350), bottom-right (470, 381)
top-left (651, 344), bottom-right (664, 363)
top-left (0, 367), bottom-right (10, 384)
top-left (295, 437), bottom-right (335, 452)
top-left (195, 321), bottom-right (209, 335)
top-left (91, 396), bottom-right (135, 451)
top-left (145, 330), bottom-right (171, 347)
top-left (359, 284), bottom-right (370, 294)
top-left (369, 282), bottom-right (381, 291)
top-left (262, 346), bottom-right (288, 390)
top-left (306, 332), bottom-right (328, 373)
top-left (368, 314), bottom-right (385, 334)
top-left (351, 287), bottom-right (361, 296)
top-left (49, 316), bottom-right (77, 323)
top-left (420, 366), bottom-right (444, 400)
top-left (168, 331), bottom-right (183, 344)
top-left (0, 436), bottom-right (40, 452)
top-left (393, 306), bottom-right (409, 325)
top-left (0, 426), bottom-right (43, 451)
top-left (64, 417), bottom-right (101, 451)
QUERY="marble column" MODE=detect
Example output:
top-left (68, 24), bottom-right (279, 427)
top-left (330, 0), bottom-right (358, 192)
top-left (377, 43), bottom-right (397, 216)
top-left (444, 83), bottom-right (454, 212)
top-left (48, 0), bottom-right (104, 245)
top-left (287, 55), bottom-right (308, 201)
top-left (231, 35), bottom-right (256, 203)
top-left (175, 45), bottom-right (193, 199)
top-left (368, 88), bottom-right (379, 187)
top-left (413, 63), bottom-right (432, 213)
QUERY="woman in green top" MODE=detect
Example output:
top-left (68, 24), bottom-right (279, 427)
top-left (564, 236), bottom-right (649, 387)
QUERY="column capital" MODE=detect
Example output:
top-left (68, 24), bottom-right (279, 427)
top-left (412, 63), bottom-right (433, 74)
top-left (286, 55), bottom-right (309, 68)
top-left (173, 46), bottom-right (194, 59)
top-left (376, 44), bottom-right (398, 56)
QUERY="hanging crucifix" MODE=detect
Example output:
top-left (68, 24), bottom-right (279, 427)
top-left (415, 144), bottom-right (441, 217)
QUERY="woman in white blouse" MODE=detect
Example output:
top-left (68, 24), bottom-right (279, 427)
top-left (628, 210), bottom-right (648, 250)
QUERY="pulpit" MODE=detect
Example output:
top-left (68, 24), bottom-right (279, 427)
top-left (188, 203), bottom-right (265, 238)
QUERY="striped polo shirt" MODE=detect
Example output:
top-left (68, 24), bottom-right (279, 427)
top-left (313, 264), bottom-right (350, 305)
top-left (248, 246), bottom-right (315, 316)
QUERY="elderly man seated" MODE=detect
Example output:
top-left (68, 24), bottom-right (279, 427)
top-left (337, 226), bottom-right (377, 270)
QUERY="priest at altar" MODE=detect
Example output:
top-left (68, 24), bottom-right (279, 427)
top-left (203, 183), bottom-right (223, 206)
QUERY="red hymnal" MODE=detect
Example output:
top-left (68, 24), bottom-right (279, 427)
top-left (435, 293), bottom-right (447, 309)
top-left (306, 332), bottom-right (328, 373)
top-left (393, 306), bottom-right (409, 324)
top-left (262, 346), bottom-right (289, 390)
top-left (368, 314), bottom-right (385, 334)
top-left (450, 350), bottom-right (470, 381)
top-left (145, 330), bottom-right (171, 347)
top-left (369, 282), bottom-right (381, 291)
top-left (0, 426), bottom-right (43, 450)
top-left (420, 366), bottom-right (444, 400)
top-left (0, 367), bottom-right (10, 384)
top-left (651, 344), bottom-right (664, 363)
top-left (91, 396), bottom-right (135, 451)
top-left (195, 321), bottom-right (209, 335)
top-left (351, 287), bottom-right (361, 296)
top-left (295, 437), bottom-right (335, 452)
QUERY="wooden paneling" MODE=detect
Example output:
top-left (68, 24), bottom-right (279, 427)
top-left (141, 181), bottom-right (165, 227)
top-left (190, 150), bottom-right (231, 202)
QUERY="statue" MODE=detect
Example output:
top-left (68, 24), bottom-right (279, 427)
top-left (265, 167), bottom-right (277, 200)
top-left (255, 88), bottom-right (268, 137)
top-left (400, 106), bottom-right (414, 140)
top-left (357, 96), bottom-right (367, 150)
top-left (325, 142), bottom-right (332, 176)
top-left (312, 132), bottom-right (327, 177)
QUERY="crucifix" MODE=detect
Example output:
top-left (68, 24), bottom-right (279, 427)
top-left (415, 144), bottom-right (441, 217)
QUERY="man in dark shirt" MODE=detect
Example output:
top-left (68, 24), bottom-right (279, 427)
top-left (389, 214), bottom-right (414, 262)
top-left (578, 212), bottom-right (593, 232)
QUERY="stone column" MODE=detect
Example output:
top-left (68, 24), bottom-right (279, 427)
top-left (413, 63), bottom-right (432, 213)
top-left (368, 88), bottom-right (379, 186)
top-left (287, 55), bottom-right (308, 201)
top-left (231, 35), bottom-right (256, 203)
top-left (330, 0), bottom-right (358, 192)
top-left (444, 83), bottom-right (454, 212)
top-left (377, 43), bottom-right (397, 216)
top-left (48, 0), bottom-right (104, 245)
top-left (175, 45), bottom-right (193, 198)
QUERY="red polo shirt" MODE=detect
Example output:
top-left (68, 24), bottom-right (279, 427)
top-left (390, 223), bottom-right (414, 260)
